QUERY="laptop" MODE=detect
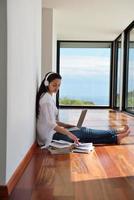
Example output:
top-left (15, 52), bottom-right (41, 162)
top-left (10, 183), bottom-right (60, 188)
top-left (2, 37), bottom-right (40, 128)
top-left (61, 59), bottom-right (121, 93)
top-left (68, 109), bottom-right (87, 131)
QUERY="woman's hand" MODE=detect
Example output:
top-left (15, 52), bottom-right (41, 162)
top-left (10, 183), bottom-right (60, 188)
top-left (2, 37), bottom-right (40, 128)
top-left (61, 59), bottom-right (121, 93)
top-left (68, 132), bottom-right (80, 145)
top-left (54, 125), bottom-right (79, 144)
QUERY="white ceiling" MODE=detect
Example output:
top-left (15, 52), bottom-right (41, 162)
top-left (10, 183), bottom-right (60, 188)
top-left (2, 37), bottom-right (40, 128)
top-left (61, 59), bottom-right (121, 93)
top-left (42, 0), bottom-right (134, 41)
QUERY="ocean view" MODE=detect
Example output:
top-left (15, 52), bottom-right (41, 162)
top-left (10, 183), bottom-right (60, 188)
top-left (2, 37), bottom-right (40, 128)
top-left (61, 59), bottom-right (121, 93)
top-left (59, 46), bottom-right (134, 107)
top-left (59, 75), bottom-right (109, 105)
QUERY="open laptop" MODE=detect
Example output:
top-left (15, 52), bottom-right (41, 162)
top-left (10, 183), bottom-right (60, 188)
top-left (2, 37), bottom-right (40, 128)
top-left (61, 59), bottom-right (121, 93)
top-left (68, 109), bottom-right (87, 131)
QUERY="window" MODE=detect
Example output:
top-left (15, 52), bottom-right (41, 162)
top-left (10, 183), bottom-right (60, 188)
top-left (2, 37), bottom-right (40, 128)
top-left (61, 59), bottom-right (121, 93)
top-left (125, 28), bottom-right (134, 113)
top-left (57, 42), bottom-right (112, 107)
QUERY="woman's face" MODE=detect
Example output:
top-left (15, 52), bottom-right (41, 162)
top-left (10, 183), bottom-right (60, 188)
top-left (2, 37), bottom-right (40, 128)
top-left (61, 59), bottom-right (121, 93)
top-left (48, 79), bottom-right (61, 94)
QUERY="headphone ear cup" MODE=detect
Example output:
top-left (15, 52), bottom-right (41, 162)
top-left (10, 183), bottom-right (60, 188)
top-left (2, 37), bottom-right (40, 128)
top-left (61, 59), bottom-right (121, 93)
top-left (44, 80), bottom-right (49, 86)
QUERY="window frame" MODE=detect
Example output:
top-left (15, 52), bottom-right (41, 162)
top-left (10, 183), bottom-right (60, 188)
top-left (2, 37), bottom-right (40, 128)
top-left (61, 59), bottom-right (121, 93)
top-left (112, 34), bottom-right (122, 110)
top-left (56, 40), bottom-right (113, 109)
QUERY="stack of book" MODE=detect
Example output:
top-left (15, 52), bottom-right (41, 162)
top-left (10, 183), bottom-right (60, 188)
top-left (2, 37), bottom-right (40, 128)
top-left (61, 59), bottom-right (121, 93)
top-left (41, 140), bottom-right (94, 154)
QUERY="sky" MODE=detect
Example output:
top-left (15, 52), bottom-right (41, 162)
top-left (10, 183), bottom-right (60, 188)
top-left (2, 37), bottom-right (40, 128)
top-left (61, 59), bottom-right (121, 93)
top-left (60, 48), bottom-right (110, 77)
top-left (59, 47), bottom-right (111, 105)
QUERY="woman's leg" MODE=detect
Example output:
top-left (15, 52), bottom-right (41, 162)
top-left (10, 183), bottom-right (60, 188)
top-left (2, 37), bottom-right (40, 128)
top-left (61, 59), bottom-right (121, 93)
top-left (53, 126), bottom-right (130, 144)
top-left (53, 132), bottom-right (74, 142)
top-left (53, 127), bottom-right (117, 144)
top-left (74, 127), bottom-right (129, 144)
top-left (75, 127), bottom-right (118, 144)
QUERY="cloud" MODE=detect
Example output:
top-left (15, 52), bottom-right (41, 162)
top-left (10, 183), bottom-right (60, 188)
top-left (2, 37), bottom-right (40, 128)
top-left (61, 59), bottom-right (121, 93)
top-left (60, 55), bottom-right (110, 76)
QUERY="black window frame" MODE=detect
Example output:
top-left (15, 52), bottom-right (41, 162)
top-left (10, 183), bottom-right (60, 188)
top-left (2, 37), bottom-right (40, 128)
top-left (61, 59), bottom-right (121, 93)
top-left (56, 40), bottom-right (113, 109)
top-left (112, 34), bottom-right (122, 110)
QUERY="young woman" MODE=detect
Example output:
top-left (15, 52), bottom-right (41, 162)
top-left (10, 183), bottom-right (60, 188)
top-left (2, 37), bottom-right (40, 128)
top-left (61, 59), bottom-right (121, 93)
top-left (36, 72), bottom-right (130, 147)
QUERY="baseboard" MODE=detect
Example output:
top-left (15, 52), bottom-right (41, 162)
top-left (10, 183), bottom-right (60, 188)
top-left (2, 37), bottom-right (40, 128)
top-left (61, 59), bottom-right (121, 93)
top-left (0, 186), bottom-right (8, 200)
top-left (0, 142), bottom-right (37, 200)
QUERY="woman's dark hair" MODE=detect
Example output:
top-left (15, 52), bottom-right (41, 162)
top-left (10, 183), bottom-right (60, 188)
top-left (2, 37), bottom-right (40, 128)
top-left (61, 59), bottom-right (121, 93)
top-left (36, 72), bottom-right (62, 118)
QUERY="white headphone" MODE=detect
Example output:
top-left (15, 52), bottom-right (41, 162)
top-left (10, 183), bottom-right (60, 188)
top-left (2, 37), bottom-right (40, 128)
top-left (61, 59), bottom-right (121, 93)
top-left (44, 72), bottom-right (54, 86)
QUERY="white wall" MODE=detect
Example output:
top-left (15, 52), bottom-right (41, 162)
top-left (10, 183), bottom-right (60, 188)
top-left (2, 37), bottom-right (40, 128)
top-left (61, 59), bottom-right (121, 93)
top-left (42, 8), bottom-right (57, 79)
top-left (0, 0), bottom-right (7, 185)
top-left (5, 0), bottom-right (41, 183)
top-left (42, 8), bottom-right (53, 78)
top-left (52, 10), bottom-right (57, 72)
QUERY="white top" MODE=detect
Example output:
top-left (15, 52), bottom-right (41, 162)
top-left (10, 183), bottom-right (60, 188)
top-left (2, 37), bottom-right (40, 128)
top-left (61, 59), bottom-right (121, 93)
top-left (37, 92), bottom-right (58, 147)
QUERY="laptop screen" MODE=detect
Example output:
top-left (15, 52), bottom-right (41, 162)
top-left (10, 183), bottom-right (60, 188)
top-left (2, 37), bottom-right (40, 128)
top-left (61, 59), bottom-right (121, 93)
top-left (77, 109), bottom-right (87, 128)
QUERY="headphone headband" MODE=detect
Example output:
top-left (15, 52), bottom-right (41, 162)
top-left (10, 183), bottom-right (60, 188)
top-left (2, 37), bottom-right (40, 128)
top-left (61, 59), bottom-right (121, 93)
top-left (44, 72), bottom-right (54, 86)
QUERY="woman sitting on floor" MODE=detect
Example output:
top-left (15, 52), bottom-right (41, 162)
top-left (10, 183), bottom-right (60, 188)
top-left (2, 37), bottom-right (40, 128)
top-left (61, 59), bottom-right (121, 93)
top-left (36, 72), bottom-right (130, 147)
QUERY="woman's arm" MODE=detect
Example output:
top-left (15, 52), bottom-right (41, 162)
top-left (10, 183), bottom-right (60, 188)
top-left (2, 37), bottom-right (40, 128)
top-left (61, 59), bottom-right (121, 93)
top-left (56, 121), bottom-right (75, 128)
top-left (41, 102), bottom-right (79, 144)
top-left (54, 125), bottom-right (79, 144)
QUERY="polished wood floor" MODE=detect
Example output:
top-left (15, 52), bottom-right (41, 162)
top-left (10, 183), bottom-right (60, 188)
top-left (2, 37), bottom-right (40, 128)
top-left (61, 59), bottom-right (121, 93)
top-left (9, 109), bottom-right (134, 200)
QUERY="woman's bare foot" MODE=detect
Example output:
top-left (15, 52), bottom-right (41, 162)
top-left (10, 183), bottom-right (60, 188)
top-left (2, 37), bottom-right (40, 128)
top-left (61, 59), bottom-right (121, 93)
top-left (117, 129), bottom-right (130, 144)
top-left (116, 125), bottom-right (129, 134)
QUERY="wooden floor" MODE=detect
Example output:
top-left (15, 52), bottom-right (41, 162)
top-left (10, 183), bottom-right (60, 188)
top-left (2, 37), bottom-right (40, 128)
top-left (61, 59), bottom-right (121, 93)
top-left (9, 109), bottom-right (134, 200)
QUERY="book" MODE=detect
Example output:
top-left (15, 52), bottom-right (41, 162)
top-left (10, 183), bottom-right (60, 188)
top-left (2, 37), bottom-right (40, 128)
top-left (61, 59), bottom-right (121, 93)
top-left (43, 140), bottom-right (94, 154)
top-left (47, 140), bottom-right (75, 154)
top-left (72, 142), bottom-right (94, 153)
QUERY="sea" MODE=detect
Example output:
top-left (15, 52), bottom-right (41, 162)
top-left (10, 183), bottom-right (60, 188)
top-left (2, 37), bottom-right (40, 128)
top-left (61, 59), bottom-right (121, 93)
top-left (59, 75), bottom-right (110, 105)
